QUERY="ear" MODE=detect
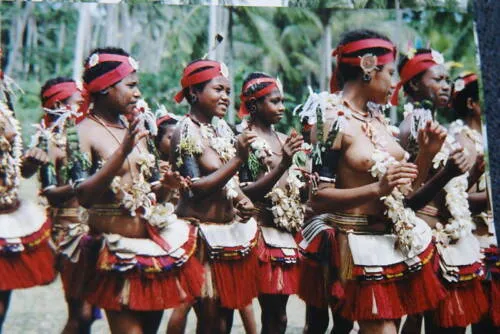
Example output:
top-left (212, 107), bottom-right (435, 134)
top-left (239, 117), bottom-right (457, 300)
top-left (466, 97), bottom-right (475, 110)
top-left (53, 101), bottom-right (64, 109)
top-left (408, 78), bottom-right (419, 92)
top-left (248, 98), bottom-right (258, 114)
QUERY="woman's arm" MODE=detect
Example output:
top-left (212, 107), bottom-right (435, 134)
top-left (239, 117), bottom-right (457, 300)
top-left (76, 119), bottom-right (147, 208)
top-left (241, 135), bottom-right (303, 201)
top-left (311, 163), bottom-right (417, 213)
top-left (406, 148), bottom-right (473, 210)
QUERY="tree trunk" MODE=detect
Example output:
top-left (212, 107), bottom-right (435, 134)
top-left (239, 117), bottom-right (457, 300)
top-left (227, 7), bottom-right (235, 125)
top-left (56, 22), bottom-right (66, 74)
top-left (320, 20), bottom-right (332, 92)
top-left (5, 1), bottom-right (34, 77)
top-left (73, 3), bottom-right (92, 81)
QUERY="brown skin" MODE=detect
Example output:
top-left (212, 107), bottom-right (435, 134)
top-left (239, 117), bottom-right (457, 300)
top-left (157, 124), bottom-right (176, 161)
top-left (308, 61), bottom-right (453, 334)
top-left (399, 68), bottom-right (477, 334)
top-left (239, 87), bottom-right (303, 334)
top-left (77, 71), bottom-right (183, 334)
top-left (170, 75), bottom-right (257, 334)
top-left (172, 76), bottom-right (256, 224)
top-left (408, 64), bottom-right (451, 109)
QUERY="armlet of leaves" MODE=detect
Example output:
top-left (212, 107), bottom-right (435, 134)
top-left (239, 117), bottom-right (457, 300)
top-left (175, 136), bottom-right (202, 168)
top-left (247, 152), bottom-right (266, 180)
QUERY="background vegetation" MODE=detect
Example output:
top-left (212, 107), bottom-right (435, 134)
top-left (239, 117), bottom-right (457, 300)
top-left (0, 1), bottom-right (477, 143)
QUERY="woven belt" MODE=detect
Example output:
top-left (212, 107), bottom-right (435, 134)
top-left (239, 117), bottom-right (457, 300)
top-left (88, 204), bottom-right (126, 217)
top-left (49, 207), bottom-right (84, 218)
top-left (327, 211), bottom-right (392, 234)
top-left (417, 205), bottom-right (439, 218)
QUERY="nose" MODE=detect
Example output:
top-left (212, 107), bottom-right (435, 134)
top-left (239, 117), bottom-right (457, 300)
top-left (442, 80), bottom-right (451, 92)
top-left (134, 87), bottom-right (142, 98)
top-left (278, 101), bottom-right (285, 112)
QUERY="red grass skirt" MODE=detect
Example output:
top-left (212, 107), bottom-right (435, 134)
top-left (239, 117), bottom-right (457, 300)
top-left (256, 234), bottom-right (299, 295)
top-left (86, 257), bottom-right (204, 311)
top-left (433, 278), bottom-right (488, 327)
top-left (85, 225), bottom-right (204, 311)
top-left (341, 243), bottom-right (445, 321)
top-left (203, 246), bottom-right (259, 309)
top-left (490, 279), bottom-right (500, 326)
top-left (59, 235), bottom-right (93, 300)
top-left (0, 220), bottom-right (56, 290)
top-left (297, 227), bottom-right (343, 309)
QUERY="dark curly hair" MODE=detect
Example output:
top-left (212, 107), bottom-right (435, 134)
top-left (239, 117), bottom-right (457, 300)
top-left (40, 76), bottom-right (74, 105)
top-left (181, 59), bottom-right (219, 105)
top-left (334, 29), bottom-right (393, 88)
top-left (82, 47), bottom-right (130, 86)
top-left (397, 48), bottom-right (433, 97)
top-left (452, 74), bottom-right (479, 119)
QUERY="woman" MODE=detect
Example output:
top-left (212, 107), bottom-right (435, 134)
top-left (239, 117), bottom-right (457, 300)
top-left (37, 77), bottom-right (96, 333)
top-left (298, 29), bottom-right (454, 334)
top-left (170, 59), bottom-right (258, 334)
top-left (396, 50), bottom-right (488, 333)
top-left (238, 72), bottom-right (304, 333)
top-left (75, 47), bottom-right (203, 333)
top-left (0, 93), bottom-right (56, 330)
top-left (450, 72), bottom-right (499, 333)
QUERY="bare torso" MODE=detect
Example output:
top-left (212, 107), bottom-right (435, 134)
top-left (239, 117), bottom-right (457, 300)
top-left (173, 117), bottom-right (234, 223)
top-left (78, 116), bottom-right (150, 237)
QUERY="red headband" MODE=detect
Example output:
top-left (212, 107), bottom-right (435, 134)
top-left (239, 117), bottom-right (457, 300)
top-left (238, 78), bottom-right (279, 118)
top-left (80, 53), bottom-right (137, 122)
top-left (391, 52), bottom-right (440, 105)
top-left (42, 82), bottom-right (80, 109)
top-left (174, 60), bottom-right (226, 103)
top-left (452, 73), bottom-right (478, 99)
top-left (330, 38), bottom-right (396, 93)
top-left (156, 114), bottom-right (172, 126)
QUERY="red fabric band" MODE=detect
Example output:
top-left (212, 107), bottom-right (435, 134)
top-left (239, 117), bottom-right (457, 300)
top-left (391, 53), bottom-right (438, 105)
top-left (42, 82), bottom-right (79, 109)
top-left (461, 73), bottom-right (478, 87)
top-left (174, 60), bottom-right (224, 103)
top-left (80, 53), bottom-right (137, 122)
top-left (239, 78), bottom-right (279, 118)
top-left (330, 38), bottom-right (396, 93)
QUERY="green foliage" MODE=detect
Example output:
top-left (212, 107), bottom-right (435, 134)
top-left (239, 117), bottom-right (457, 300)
top-left (1, 3), bottom-right (477, 145)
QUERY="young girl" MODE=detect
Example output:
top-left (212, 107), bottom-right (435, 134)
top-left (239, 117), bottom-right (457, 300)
top-left (37, 77), bottom-right (96, 333)
top-left (299, 30), bottom-right (451, 334)
top-left (238, 72), bottom-right (304, 333)
top-left (396, 50), bottom-right (488, 333)
top-left (450, 72), bottom-right (499, 333)
top-left (170, 59), bottom-right (258, 333)
top-left (0, 88), bottom-right (55, 330)
top-left (76, 48), bottom-right (203, 333)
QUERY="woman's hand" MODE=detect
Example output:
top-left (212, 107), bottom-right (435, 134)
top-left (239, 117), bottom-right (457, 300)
top-left (161, 166), bottom-right (191, 190)
top-left (377, 162), bottom-right (418, 196)
top-left (236, 129), bottom-right (257, 160)
top-left (235, 197), bottom-right (256, 221)
top-left (281, 130), bottom-right (304, 166)
top-left (23, 147), bottom-right (50, 166)
top-left (121, 118), bottom-right (149, 155)
top-left (418, 120), bottom-right (447, 156)
top-left (444, 147), bottom-right (474, 177)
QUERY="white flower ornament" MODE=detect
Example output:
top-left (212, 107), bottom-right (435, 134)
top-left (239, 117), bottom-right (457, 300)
top-left (88, 54), bottom-right (99, 68)
top-left (431, 50), bottom-right (444, 65)
top-left (128, 57), bottom-right (139, 70)
top-left (220, 62), bottom-right (229, 78)
top-left (454, 79), bottom-right (465, 92)
top-left (359, 53), bottom-right (378, 73)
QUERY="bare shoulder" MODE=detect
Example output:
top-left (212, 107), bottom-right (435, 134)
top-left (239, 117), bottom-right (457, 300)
top-left (398, 116), bottom-right (412, 149)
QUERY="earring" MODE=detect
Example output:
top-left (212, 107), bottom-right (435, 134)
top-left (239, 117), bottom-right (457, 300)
top-left (362, 73), bottom-right (371, 82)
top-left (190, 94), bottom-right (198, 104)
top-left (249, 104), bottom-right (257, 115)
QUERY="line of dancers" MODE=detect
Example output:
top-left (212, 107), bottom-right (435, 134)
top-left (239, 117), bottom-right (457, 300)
top-left (0, 28), bottom-right (498, 334)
